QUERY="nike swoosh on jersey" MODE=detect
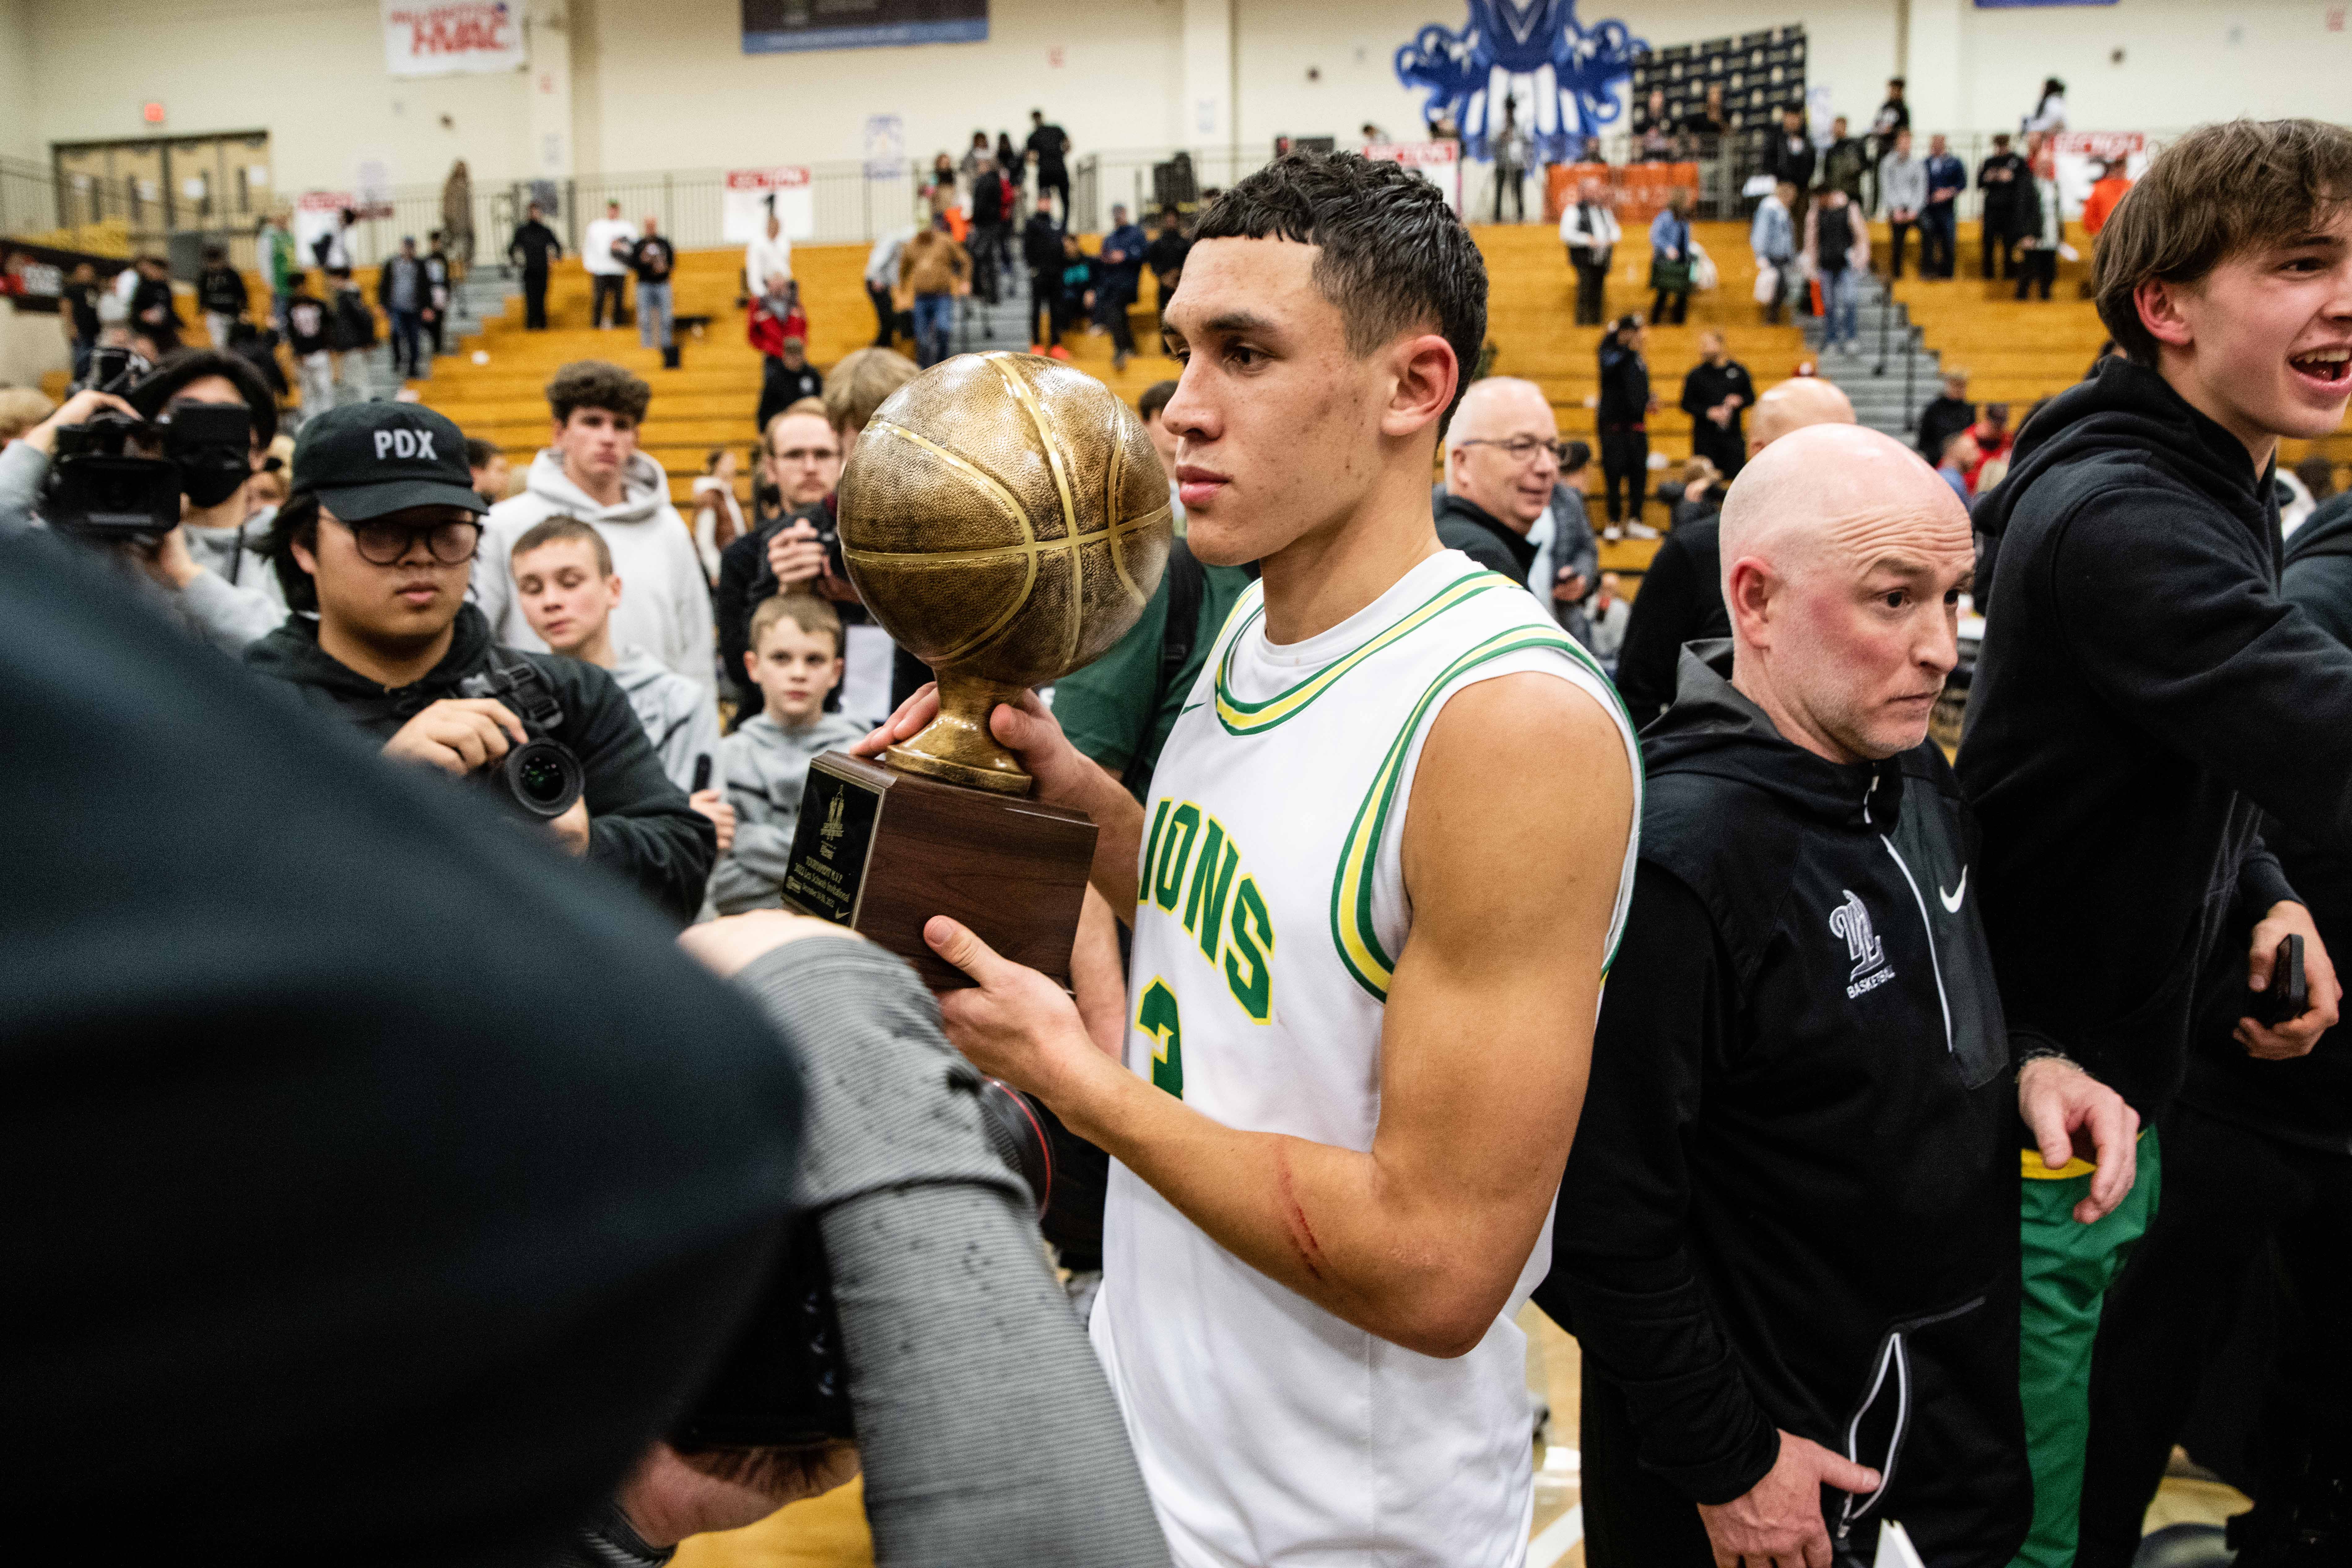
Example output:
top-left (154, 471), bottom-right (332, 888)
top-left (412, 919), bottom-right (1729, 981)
top-left (1940, 869), bottom-right (1968, 913)
top-left (1178, 701), bottom-right (1205, 716)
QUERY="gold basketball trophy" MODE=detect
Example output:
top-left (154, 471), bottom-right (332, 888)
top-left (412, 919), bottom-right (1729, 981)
top-left (779, 352), bottom-right (1173, 988)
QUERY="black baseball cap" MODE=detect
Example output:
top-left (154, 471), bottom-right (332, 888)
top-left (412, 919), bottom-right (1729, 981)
top-left (290, 403), bottom-right (486, 521)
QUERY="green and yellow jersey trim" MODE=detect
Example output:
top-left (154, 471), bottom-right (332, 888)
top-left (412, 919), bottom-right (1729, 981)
top-left (1329, 614), bottom-right (1640, 1003)
top-left (1212, 572), bottom-right (1502, 735)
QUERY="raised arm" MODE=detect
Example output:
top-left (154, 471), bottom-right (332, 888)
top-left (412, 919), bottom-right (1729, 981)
top-left (923, 671), bottom-right (1634, 1355)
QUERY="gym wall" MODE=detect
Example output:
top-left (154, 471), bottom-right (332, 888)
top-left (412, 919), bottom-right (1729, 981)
top-left (6, 0), bottom-right (2345, 200)
top-left (0, 0), bottom-right (41, 162)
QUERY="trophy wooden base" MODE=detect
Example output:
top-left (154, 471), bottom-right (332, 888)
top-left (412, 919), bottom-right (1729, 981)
top-left (780, 752), bottom-right (1096, 990)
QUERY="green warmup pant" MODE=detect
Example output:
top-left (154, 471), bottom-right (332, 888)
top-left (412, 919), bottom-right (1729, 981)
top-left (2010, 1127), bottom-right (2163, 1568)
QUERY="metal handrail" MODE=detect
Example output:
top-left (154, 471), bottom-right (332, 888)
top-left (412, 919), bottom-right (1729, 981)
top-left (1902, 324), bottom-right (1922, 430)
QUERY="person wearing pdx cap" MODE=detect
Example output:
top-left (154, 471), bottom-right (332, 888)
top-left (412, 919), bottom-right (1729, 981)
top-left (247, 401), bottom-right (716, 924)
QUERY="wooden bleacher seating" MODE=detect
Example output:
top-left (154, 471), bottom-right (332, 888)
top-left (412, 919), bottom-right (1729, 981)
top-left (403, 219), bottom-right (1801, 602)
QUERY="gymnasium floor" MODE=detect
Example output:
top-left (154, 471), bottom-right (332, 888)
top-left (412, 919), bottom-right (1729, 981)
top-left (673, 1305), bottom-right (2246, 1568)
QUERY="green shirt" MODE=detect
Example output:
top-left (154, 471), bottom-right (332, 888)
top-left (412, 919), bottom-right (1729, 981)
top-left (1052, 556), bottom-right (1252, 796)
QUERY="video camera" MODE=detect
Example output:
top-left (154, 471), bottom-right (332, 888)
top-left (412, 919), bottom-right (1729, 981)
top-left (455, 654), bottom-right (586, 821)
top-left (672, 1078), bottom-right (1054, 1450)
top-left (41, 346), bottom-right (255, 538)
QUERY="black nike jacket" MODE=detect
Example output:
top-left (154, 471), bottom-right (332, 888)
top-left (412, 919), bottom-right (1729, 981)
top-left (1537, 645), bottom-right (2030, 1568)
top-left (246, 603), bottom-right (715, 924)
top-left (1959, 356), bottom-right (2352, 1126)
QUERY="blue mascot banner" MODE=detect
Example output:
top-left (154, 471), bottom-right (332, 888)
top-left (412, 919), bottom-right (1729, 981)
top-left (1395, 0), bottom-right (1646, 163)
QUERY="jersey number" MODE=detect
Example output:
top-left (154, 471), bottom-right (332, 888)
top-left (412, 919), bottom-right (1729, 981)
top-left (1136, 977), bottom-right (1183, 1099)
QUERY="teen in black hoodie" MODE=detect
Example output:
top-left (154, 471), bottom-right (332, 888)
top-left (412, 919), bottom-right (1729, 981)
top-left (2074, 490), bottom-right (2352, 1568)
top-left (1956, 117), bottom-right (2352, 1568)
top-left (1962, 355), bottom-right (2352, 1121)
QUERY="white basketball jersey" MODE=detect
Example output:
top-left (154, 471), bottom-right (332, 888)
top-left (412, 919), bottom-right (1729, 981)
top-left (1091, 550), bottom-right (1642, 1568)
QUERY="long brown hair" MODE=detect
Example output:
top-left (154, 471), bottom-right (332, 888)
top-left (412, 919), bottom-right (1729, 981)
top-left (2094, 118), bottom-right (2352, 364)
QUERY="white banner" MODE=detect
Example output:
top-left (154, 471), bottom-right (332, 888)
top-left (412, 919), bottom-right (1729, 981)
top-left (1362, 141), bottom-right (1462, 215)
top-left (2049, 130), bottom-right (2147, 219)
top-left (384, 1), bottom-right (526, 78)
top-left (722, 167), bottom-right (816, 243)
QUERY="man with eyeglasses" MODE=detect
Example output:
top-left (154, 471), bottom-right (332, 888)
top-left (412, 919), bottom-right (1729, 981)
top-left (716, 403), bottom-right (846, 721)
top-left (1436, 377), bottom-right (1578, 593)
top-left (248, 403), bottom-right (716, 924)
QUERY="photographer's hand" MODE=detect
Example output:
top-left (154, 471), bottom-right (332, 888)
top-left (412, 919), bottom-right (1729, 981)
top-left (765, 520), bottom-right (825, 589)
top-left (547, 794), bottom-right (591, 857)
top-left (20, 389), bottom-right (141, 458)
top-left (127, 525), bottom-right (203, 591)
top-left (381, 697), bottom-right (526, 776)
top-left (617, 1440), bottom-right (860, 1548)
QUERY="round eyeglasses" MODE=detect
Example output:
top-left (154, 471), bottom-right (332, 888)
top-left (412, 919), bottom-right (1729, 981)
top-left (338, 516), bottom-right (483, 567)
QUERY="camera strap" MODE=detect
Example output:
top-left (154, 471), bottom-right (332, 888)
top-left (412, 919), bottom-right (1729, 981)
top-left (473, 652), bottom-right (566, 733)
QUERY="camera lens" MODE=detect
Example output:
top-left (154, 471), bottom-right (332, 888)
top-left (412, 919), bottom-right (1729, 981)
top-left (517, 753), bottom-right (565, 804)
top-left (497, 738), bottom-right (583, 820)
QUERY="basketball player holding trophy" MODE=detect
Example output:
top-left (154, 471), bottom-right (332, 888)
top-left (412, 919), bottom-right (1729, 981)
top-left (860, 151), bottom-right (1641, 1566)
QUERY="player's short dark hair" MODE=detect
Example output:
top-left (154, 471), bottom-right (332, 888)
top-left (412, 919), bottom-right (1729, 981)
top-left (1194, 151), bottom-right (1488, 414)
top-left (465, 437), bottom-right (502, 470)
top-left (512, 515), bottom-right (612, 576)
top-left (2094, 119), bottom-right (2352, 365)
top-left (127, 347), bottom-right (278, 448)
top-left (1138, 380), bottom-right (1178, 424)
top-left (545, 359), bottom-right (651, 426)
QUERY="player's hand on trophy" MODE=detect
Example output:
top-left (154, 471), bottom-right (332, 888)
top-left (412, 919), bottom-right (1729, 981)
top-left (854, 682), bottom-right (1104, 810)
top-left (925, 914), bottom-right (1101, 1112)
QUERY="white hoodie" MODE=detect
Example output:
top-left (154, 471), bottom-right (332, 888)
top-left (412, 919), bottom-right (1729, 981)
top-left (611, 646), bottom-right (721, 793)
top-left (583, 215), bottom-right (634, 276)
top-left (476, 449), bottom-right (717, 693)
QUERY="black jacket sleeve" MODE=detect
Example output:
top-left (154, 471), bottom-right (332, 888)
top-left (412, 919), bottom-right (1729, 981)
top-left (2284, 547), bottom-right (2352, 651)
top-left (2054, 489), bottom-right (2352, 858)
top-left (2237, 837), bottom-right (2299, 930)
top-left (1434, 516), bottom-right (1523, 580)
top-left (713, 529), bottom-right (766, 702)
top-left (1535, 862), bottom-right (1782, 1504)
top-left (1614, 532), bottom-right (1701, 729)
top-left (558, 660), bottom-right (718, 924)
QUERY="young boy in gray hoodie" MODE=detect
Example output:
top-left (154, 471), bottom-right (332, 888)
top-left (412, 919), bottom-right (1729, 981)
top-left (509, 515), bottom-right (735, 853)
top-left (709, 592), bottom-right (871, 915)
